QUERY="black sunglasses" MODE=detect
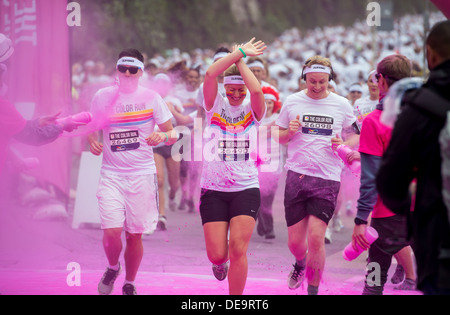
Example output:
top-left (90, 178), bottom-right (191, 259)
top-left (117, 65), bottom-right (140, 75)
top-left (375, 73), bottom-right (400, 83)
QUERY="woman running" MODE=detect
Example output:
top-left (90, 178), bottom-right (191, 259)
top-left (200, 38), bottom-right (266, 295)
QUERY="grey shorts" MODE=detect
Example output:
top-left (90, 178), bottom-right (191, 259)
top-left (284, 170), bottom-right (340, 226)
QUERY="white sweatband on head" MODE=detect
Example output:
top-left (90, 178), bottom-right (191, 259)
top-left (247, 61), bottom-right (265, 69)
top-left (154, 73), bottom-right (171, 83)
top-left (303, 64), bottom-right (332, 75)
top-left (117, 57), bottom-right (145, 70)
top-left (264, 94), bottom-right (277, 102)
top-left (213, 52), bottom-right (229, 62)
top-left (224, 75), bottom-right (245, 85)
top-left (349, 84), bottom-right (363, 93)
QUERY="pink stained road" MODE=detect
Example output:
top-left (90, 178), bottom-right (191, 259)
top-left (0, 180), bottom-right (421, 296)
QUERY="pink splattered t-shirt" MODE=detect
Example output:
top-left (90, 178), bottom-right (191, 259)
top-left (359, 108), bottom-right (395, 218)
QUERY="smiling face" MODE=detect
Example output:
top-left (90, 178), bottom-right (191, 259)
top-left (367, 75), bottom-right (379, 99)
top-left (305, 72), bottom-right (330, 99)
top-left (225, 84), bottom-right (247, 106)
top-left (186, 69), bottom-right (200, 91)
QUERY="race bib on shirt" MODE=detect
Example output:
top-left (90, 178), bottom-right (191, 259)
top-left (218, 139), bottom-right (250, 161)
top-left (109, 130), bottom-right (140, 152)
top-left (302, 114), bottom-right (334, 136)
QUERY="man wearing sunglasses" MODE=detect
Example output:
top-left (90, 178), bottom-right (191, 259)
top-left (88, 49), bottom-right (177, 295)
top-left (352, 54), bottom-right (416, 295)
top-left (377, 20), bottom-right (450, 295)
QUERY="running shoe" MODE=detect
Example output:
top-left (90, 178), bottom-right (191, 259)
top-left (168, 198), bottom-right (177, 212)
top-left (98, 263), bottom-right (121, 295)
top-left (325, 227), bottom-right (332, 244)
top-left (122, 283), bottom-right (138, 295)
top-left (331, 216), bottom-right (344, 232)
top-left (212, 261), bottom-right (229, 281)
top-left (394, 278), bottom-right (416, 291)
top-left (391, 264), bottom-right (405, 284)
top-left (288, 263), bottom-right (305, 290)
top-left (157, 215), bottom-right (167, 231)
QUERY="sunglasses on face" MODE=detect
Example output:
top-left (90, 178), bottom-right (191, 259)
top-left (117, 65), bottom-right (140, 75)
top-left (375, 73), bottom-right (400, 83)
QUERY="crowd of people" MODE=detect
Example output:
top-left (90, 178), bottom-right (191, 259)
top-left (2, 10), bottom-right (449, 296)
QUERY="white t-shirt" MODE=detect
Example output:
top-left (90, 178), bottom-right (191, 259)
top-left (201, 93), bottom-right (263, 192)
top-left (353, 96), bottom-right (378, 129)
top-left (173, 85), bottom-right (199, 116)
top-left (277, 90), bottom-right (356, 182)
top-left (91, 85), bottom-right (173, 175)
top-left (258, 113), bottom-right (284, 174)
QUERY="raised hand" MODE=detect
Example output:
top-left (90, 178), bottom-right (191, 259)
top-left (239, 37), bottom-right (267, 57)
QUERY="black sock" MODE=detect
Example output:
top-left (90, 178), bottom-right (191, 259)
top-left (296, 257), bottom-right (306, 269)
top-left (307, 284), bottom-right (319, 295)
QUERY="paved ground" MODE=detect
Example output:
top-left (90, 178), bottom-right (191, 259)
top-left (0, 172), bottom-right (422, 297)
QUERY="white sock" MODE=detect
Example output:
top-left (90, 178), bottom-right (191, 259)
top-left (124, 280), bottom-right (135, 286)
top-left (109, 263), bottom-right (120, 271)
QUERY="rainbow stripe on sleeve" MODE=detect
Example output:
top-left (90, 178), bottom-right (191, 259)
top-left (210, 112), bottom-right (255, 136)
top-left (110, 109), bottom-right (154, 127)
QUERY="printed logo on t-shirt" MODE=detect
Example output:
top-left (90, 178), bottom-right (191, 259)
top-left (218, 140), bottom-right (250, 161)
top-left (302, 114), bottom-right (334, 136)
top-left (110, 130), bottom-right (140, 152)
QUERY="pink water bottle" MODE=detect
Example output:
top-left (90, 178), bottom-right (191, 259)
top-left (56, 112), bottom-right (92, 131)
top-left (343, 226), bottom-right (379, 261)
top-left (335, 144), bottom-right (361, 175)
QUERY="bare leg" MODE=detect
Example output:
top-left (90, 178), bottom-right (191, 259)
top-left (203, 221), bottom-right (229, 265)
top-left (228, 215), bottom-right (256, 295)
top-left (103, 228), bottom-right (123, 266)
top-left (124, 232), bottom-right (143, 282)
top-left (154, 153), bottom-right (166, 217)
top-left (305, 216), bottom-right (327, 287)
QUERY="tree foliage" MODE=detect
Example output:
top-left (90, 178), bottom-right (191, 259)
top-left (71, 0), bottom-right (433, 64)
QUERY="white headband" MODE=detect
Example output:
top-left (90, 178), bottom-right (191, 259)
top-left (213, 52), bottom-right (229, 62)
top-left (349, 84), bottom-right (363, 93)
top-left (247, 61), bottom-right (265, 69)
top-left (303, 64), bottom-right (332, 75)
top-left (224, 75), bottom-right (245, 85)
top-left (117, 57), bottom-right (144, 70)
top-left (264, 94), bottom-right (277, 102)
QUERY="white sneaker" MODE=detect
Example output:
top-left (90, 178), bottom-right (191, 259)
top-left (288, 263), bottom-right (305, 290)
top-left (98, 264), bottom-right (122, 295)
top-left (325, 227), bottom-right (332, 244)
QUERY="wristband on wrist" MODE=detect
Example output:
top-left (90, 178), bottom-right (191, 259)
top-left (162, 132), bottom-right (169, 143)
top-left (239, 48), bottom-right (247, 58)
top-left (354, 217), bottom-right (368, 225)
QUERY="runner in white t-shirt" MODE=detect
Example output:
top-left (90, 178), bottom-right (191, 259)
top-left (200, 38), bottom-right (267, 295)
top-left (275, 55), bottom-right (360, 295)
top-left (172, 66), bottom-right (201, 212)
top-left (353, 70), bottom-right (379, 130)
top-left (256, 86), bottom-right (283, 240)
top-left (88, 49), bottom-right (176, 296)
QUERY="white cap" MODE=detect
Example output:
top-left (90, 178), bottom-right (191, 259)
top-left (0, 33), bottom-right (14, 63)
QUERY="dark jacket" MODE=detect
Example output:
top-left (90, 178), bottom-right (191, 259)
top-left (376, 59), bottom-right (450, 292)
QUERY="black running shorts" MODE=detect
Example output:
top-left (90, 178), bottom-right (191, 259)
top-left (199, 188), bottom-right (261, 225)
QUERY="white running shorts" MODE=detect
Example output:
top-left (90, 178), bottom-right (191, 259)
top-left (96, 173), bottom-right (159, 234)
